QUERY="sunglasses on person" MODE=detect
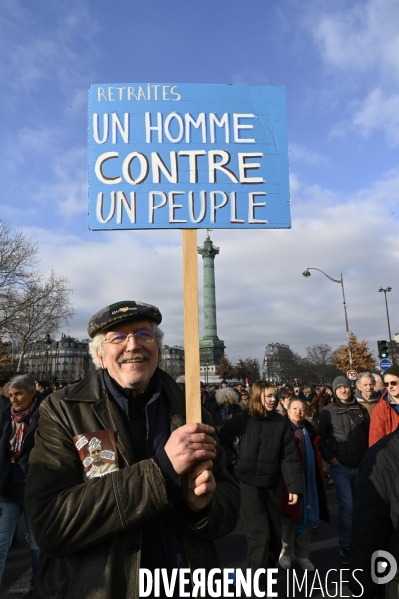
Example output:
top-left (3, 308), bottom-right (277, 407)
top-left (385, 380), bottom-right (399, 387)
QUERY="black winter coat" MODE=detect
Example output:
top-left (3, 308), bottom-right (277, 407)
top-left (349, 428), bottom-right (399, 599)
top-left (317, 397), bottom-right (370, 468)
top-left (203, 397), bottom-right (224, 427)
top-left (0, 398), bottom-right (41, 502)
top-left (218, 409), bottom-right (303, 494)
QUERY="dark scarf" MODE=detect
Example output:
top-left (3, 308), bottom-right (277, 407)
top-left (104, 371), bottom-right (189, 579)
top-left (10, 398), bottom-right (38, 462)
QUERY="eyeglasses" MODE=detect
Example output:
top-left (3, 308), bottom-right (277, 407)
top-left (385, 381), bottom-right (399, 388)
top-left (103, 330), bottom-right (155, 346)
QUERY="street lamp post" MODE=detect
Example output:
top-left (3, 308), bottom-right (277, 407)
top-left (378, 287), bottom-right (395, 365)
top-left (54, 342), bottom-right (59, 385)
top-left (31, 340), bottom-right (38, 377)
top-left (303, 268), bottom-right (353, 370)
top-left (44, 333), bottom-right (52, 381)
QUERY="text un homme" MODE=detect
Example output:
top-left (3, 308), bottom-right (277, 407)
top-left (92, 110), bottom-right (268, 226)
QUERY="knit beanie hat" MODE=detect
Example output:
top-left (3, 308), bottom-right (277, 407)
top-left (383, 364), bottom-right (399, 378)
top-left (333, 375), bottom-right (351, 393)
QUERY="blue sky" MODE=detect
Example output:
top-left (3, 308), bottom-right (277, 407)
top-left (1, 0), bottom-right (398, 365)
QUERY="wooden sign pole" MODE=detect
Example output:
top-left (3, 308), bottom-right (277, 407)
top-left (182, 229), bottom-right (204, 509)
top-left (182, 229), bottom-right (202, 424)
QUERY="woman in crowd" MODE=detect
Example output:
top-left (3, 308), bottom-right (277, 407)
top-left (215, 387), bottom-right (241, 422)
top-left (279, 398), bottom-right (330, 571)
top-left (302, 385), bottom-right (323, 424)
top-left (218, 380), bottom-right (302, 591)
top-left (0, 374), bottom-right (41, 598)
top-left (203, 386), bottom-right (240, 429)
top-left (323, 385), bottom-right (333, 405)
top-left (238, 389), bottom-right (249, 410)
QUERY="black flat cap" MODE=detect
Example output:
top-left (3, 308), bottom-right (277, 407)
top-left (88, 300), bottom-right (162, 338)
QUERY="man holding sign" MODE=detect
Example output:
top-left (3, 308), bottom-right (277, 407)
top-left (26, 300), bottom-right (239, 599)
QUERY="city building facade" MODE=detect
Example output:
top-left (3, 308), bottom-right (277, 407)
top-left (159, 344), bottom-right (185, 379)
top-left (14, 336), bottom-right (188, 385)
top-left (262, 342), bottom-right (294, 382)
top-left (19, 333), bottom-right (94, 385)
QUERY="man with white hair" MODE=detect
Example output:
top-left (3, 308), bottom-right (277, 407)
top-left (355, 372), bottom-right (380, 416)
top-left (26, 300), bottom-right (240, 599)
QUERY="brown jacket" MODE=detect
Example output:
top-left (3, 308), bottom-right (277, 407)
top-left (306, 393), bottom-right (324, 419)
top-left (25, 369), bottom-right (240, 599)
top-left (354, 389), bottom-right (380, 418)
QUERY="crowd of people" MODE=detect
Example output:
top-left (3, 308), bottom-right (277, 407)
top-left (205, 369), bottom-right (399, 598)
top-left (0, 301), bottom-right (398, 599)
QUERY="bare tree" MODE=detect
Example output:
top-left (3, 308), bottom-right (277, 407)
top-left (5, 271), bottom-right (75, 371)
top-left (0, 218), bottom-right (38, 329)
top-left (242, 358), bottom-right (260, 382)
top-left (0, 337), bottom-right (15, 381)
top-left (234, 358), bottom-right (252, 382)
top-left (305, 344), bottom-right (336, 383)
top-left (263, 348), bottom-right (298, 383)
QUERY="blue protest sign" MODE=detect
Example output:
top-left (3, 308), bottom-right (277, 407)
top-left (88, 83), bottom-right (290, 230)
top-left (380, 359), bottom-right (392, 371)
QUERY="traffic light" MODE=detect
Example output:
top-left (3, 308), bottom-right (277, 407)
top-left (377, 340), bottom-right (389, 359)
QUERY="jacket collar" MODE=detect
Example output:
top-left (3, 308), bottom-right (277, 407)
top-left (61, 368), bottom-right (186, 466)
top-left (103, 369), bottom-right (161, 416)
top-left (61, 370), bottom-right (107, 403)
top-left (62, 368), bottom-right (186, 426)
top-left (251, 409), bottom-right (280, 421)
top-left (332, 395), bottom-right (362, 411)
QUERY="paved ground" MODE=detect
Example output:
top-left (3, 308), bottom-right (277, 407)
top-left (215, 483), bottom-right (354, 597)
top-left (0, 484), bottom-right (353, 598)
top-left (0, 517), bottom-right (32, 599)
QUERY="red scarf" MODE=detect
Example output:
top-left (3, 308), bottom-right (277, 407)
top-left (10, 398), bottom-right (38, 463)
